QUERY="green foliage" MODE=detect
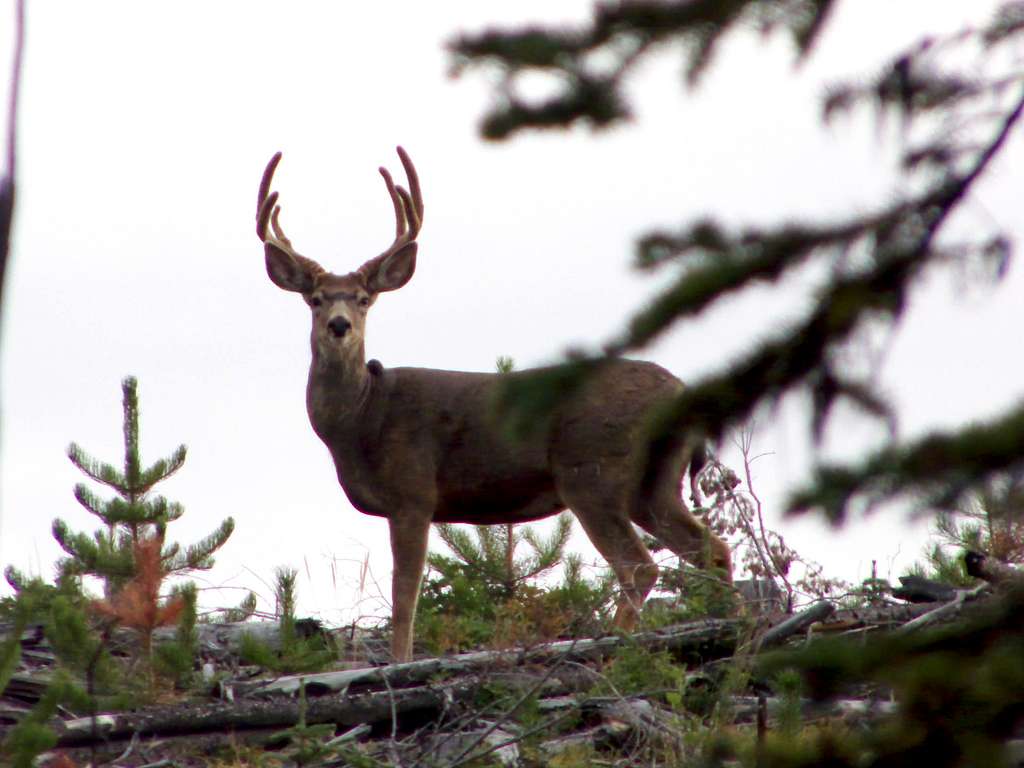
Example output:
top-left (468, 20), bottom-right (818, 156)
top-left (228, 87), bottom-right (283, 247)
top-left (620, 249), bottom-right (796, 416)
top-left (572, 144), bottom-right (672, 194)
top-left (54, 376), bottom-right (234, 594)
top-left (0, 585), bottom-right (32, 696)
top-left (240, 567), bottom-right (334, 674)
top-left (46, 594), bottom-right (108, 679)
top-left (447, 5), bottom-right (1024, 761)
top-left (910, 469), bottom-right (1024, 587)
top-left (433, 512), bottom-right (573, 600)
top-left (772, 669), bottom-right (804, 739)
top-left (754, 585), bottom-right (1024, 767)
top-left (218, 590), bottom-right (259, 623)
top-left (450, 1), bottom-right (833, 138)
top-left (0, 670), bottom-right (91, 768)
top-left (597, 644), bottom-right (688, 701)
top-left (154, 581), bottom-right (199, 687)
top-left (417, 514), bottom-right (614, 653)
top-left (264, 683), bottom-right (339, 766)
top-left (645, 559), bottom-right (738, 624)
top-left (453, 2), bottom-right (1024, 525)
top-left (539, 553), bottom-right (615, 637)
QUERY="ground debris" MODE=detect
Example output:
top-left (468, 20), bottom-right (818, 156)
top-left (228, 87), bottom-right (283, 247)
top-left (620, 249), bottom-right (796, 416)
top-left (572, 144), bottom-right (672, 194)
top-left (2, 583), bottom-right (1010, 766)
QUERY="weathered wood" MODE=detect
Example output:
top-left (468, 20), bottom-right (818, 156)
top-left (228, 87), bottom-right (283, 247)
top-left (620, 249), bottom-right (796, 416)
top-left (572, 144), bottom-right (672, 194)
top-left (891, 575), bottom-right (957, 603)
top-left (539, 724), bottom-right (630, 760)
top-left (760, 601), bottom-right (835, 649)
top-left (57, 677), bottom-right (485, 746)
top-left (731, 695), bottom-right (897, 724)
top-left (237, 618), bottom-right (742, 698)
top-left (893, 584), bottom-right (989, 636)
top-left (419, 724), bottom-right (520, 768)
top-left (813, 601), bottom-right (938, 632)
top-left (52, 619), bottom-right (740, 749)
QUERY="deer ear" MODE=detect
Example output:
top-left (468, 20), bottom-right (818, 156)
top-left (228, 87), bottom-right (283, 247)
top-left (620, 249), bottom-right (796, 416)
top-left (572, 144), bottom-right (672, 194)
top-left (367, 242), bottom-right (417, 293)
top-left (265, 244), bottom-right (320, 293)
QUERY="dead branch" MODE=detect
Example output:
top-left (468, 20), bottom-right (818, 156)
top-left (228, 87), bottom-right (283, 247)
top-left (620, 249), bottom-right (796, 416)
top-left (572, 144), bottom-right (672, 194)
top-left (759, 601), bottom-right (835, 649)
top-left (56, 676), bottom-right (488, 747)
top-left (236, 618), bottom-right (741, 699)
top-left (893, 584), bottom-right (990, 636)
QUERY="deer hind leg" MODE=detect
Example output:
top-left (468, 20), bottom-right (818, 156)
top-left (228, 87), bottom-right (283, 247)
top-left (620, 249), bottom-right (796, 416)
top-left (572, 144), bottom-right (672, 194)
top-left (631, 485), bottom-right (732, 578)
top-left (556, 466), bottom-right (659, 630)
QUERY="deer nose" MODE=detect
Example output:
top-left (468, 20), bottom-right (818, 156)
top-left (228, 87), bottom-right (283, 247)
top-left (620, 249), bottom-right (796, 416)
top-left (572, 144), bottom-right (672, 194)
top-left (327, 317), bottom-right (351, 338)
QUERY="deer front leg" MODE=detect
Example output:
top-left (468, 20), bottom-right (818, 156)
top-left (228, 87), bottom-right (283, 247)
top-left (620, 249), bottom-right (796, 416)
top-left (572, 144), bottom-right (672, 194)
top-left (388, 515), bottom-right (431, 662)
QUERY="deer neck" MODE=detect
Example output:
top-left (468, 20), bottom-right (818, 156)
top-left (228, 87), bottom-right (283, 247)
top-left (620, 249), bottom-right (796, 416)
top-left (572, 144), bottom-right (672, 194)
top-left (306, 340), bottom-right (373, 434)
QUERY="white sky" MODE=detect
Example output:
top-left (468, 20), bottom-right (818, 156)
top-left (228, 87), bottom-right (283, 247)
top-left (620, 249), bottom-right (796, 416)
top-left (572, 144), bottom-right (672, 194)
top-left (1, 1), bottom-right (1020, 622)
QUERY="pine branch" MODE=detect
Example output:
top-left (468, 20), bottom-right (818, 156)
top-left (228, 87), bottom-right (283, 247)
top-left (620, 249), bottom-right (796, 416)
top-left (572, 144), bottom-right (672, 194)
top-left (121, 376), bottom-right (141, 490)
top-left (449, 0), bottom-right (836, 139)
top-left (436, 524), bottom-right (485, 570)
top-left (789, 399), bottom-right (1024, 522)
top-left (520, 513), bottom-right (573, 580)
top-left (164, 517), bottom-right (235, 573)
top-left (71, 484), bottom-right (107, 520)
top-left (66, 443), bottom-right (127, 493)
top-left (139, 445), bottom-right (187, 491)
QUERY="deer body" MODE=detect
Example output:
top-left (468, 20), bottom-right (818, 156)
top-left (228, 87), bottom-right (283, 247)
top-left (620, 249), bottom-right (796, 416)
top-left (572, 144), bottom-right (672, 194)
top-left (257, 148), bottom-right (731, 661)
top-left (311, 361), bottom-right (684, 525)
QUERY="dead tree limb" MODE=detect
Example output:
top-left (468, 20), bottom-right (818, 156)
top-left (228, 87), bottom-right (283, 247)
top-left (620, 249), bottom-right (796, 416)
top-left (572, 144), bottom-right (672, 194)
top-left (759, 601), bottom-right (835, 649)
top-left (57, 677), bottom-right (487, 747)
top-left (893, 584), bottom-right (990, 636)
top-left (238, 618), bottom-right (741, 699)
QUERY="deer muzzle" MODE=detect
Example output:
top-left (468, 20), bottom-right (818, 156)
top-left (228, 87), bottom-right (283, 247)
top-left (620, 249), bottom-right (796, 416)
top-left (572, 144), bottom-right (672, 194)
top-left (327, 316), bottom-right (352, 338)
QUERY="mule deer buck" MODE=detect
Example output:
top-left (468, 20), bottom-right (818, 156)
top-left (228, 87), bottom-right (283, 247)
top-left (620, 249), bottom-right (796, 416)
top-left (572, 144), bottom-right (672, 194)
top-left (256, 147), bottom-right (732, 661)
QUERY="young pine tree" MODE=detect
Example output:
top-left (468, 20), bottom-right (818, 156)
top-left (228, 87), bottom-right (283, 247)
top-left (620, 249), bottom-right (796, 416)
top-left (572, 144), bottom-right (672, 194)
top-left (913, 469), bottom-right (1024, 586)
top-left (52, 376), bottom-right (234, 596)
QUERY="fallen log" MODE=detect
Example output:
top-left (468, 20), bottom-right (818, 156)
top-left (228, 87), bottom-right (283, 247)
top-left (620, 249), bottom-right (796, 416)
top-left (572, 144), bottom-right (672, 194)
top-left (893, 584), bottom-right (989, 636)
top-left (730, 695), bottom-right (897, 724)
top-left (891, 575), bottom-right (956, 603)
top-left (759, 601), bottom-right (835, 649)
top-left (237, 618), bottom-right (742, 698)
top-left (56, 676), bottom-right (487, 747)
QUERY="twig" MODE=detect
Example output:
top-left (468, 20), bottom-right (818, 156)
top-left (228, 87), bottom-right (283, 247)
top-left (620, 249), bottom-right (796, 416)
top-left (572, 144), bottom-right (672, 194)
top-left (380, 663), bottom-right (400, 743)
top-left (450, 710), bottom-right (578, 768)
top-left (442, 640), bottom-right (578, 767)
top-left (739, 428), bottom-right (795, 609)
top-left (111, 729), bottom-right (139, 764)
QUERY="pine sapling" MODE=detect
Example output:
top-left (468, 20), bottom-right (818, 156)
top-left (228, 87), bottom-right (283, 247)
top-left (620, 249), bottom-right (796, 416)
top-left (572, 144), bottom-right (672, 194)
top-left (91, 533), bottom-right (185, 689)
top-left (54, 376), bottom-right (234, 597)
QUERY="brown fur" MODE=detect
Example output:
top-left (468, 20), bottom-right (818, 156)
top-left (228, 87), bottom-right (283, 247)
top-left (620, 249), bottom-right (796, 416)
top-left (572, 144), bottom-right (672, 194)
top-left (257, 148), bottom-right (732, 661)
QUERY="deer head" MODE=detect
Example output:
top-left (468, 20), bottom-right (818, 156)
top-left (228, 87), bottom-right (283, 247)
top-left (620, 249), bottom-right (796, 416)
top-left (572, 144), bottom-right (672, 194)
top-left (255, 148), bottom-right (424, 364)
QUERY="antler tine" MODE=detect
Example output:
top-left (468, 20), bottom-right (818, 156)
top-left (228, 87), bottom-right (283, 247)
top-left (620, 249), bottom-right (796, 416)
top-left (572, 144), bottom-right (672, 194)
top-left (379, 166), bottom-right (407, 238)
top-left (256, 151), bottom-right (300, 254)
top-left (396, 146), bottom-right (423, 224)
top-left (376, 146), bottom-right (423, 257)
top-left (257, 153), bottom-right (282, 227)
top-left (396, 185), bottom-right (420, 238)
top-left (256, 190), bottom-right (278, 241)
top-left (270, 205), bottom-right (294, 249)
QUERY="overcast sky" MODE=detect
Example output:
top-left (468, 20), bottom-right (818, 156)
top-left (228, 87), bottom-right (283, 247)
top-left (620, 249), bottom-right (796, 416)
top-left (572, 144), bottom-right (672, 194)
top-left (1, 1), bottom-right (1020, 622)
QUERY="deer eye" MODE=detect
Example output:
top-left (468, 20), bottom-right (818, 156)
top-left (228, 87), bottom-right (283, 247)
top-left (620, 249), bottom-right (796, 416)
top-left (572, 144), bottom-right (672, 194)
top-left (358, 296), bottom-right (370, 308)
top-left (310, 296), bottom-right (322, 308)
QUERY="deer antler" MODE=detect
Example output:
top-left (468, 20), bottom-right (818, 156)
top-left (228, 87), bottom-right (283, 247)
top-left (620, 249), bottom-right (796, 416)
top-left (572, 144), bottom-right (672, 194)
top-left (357, 147), bottom-right (424, 284)
top-left (256, 152), bottom-right (325, 279)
